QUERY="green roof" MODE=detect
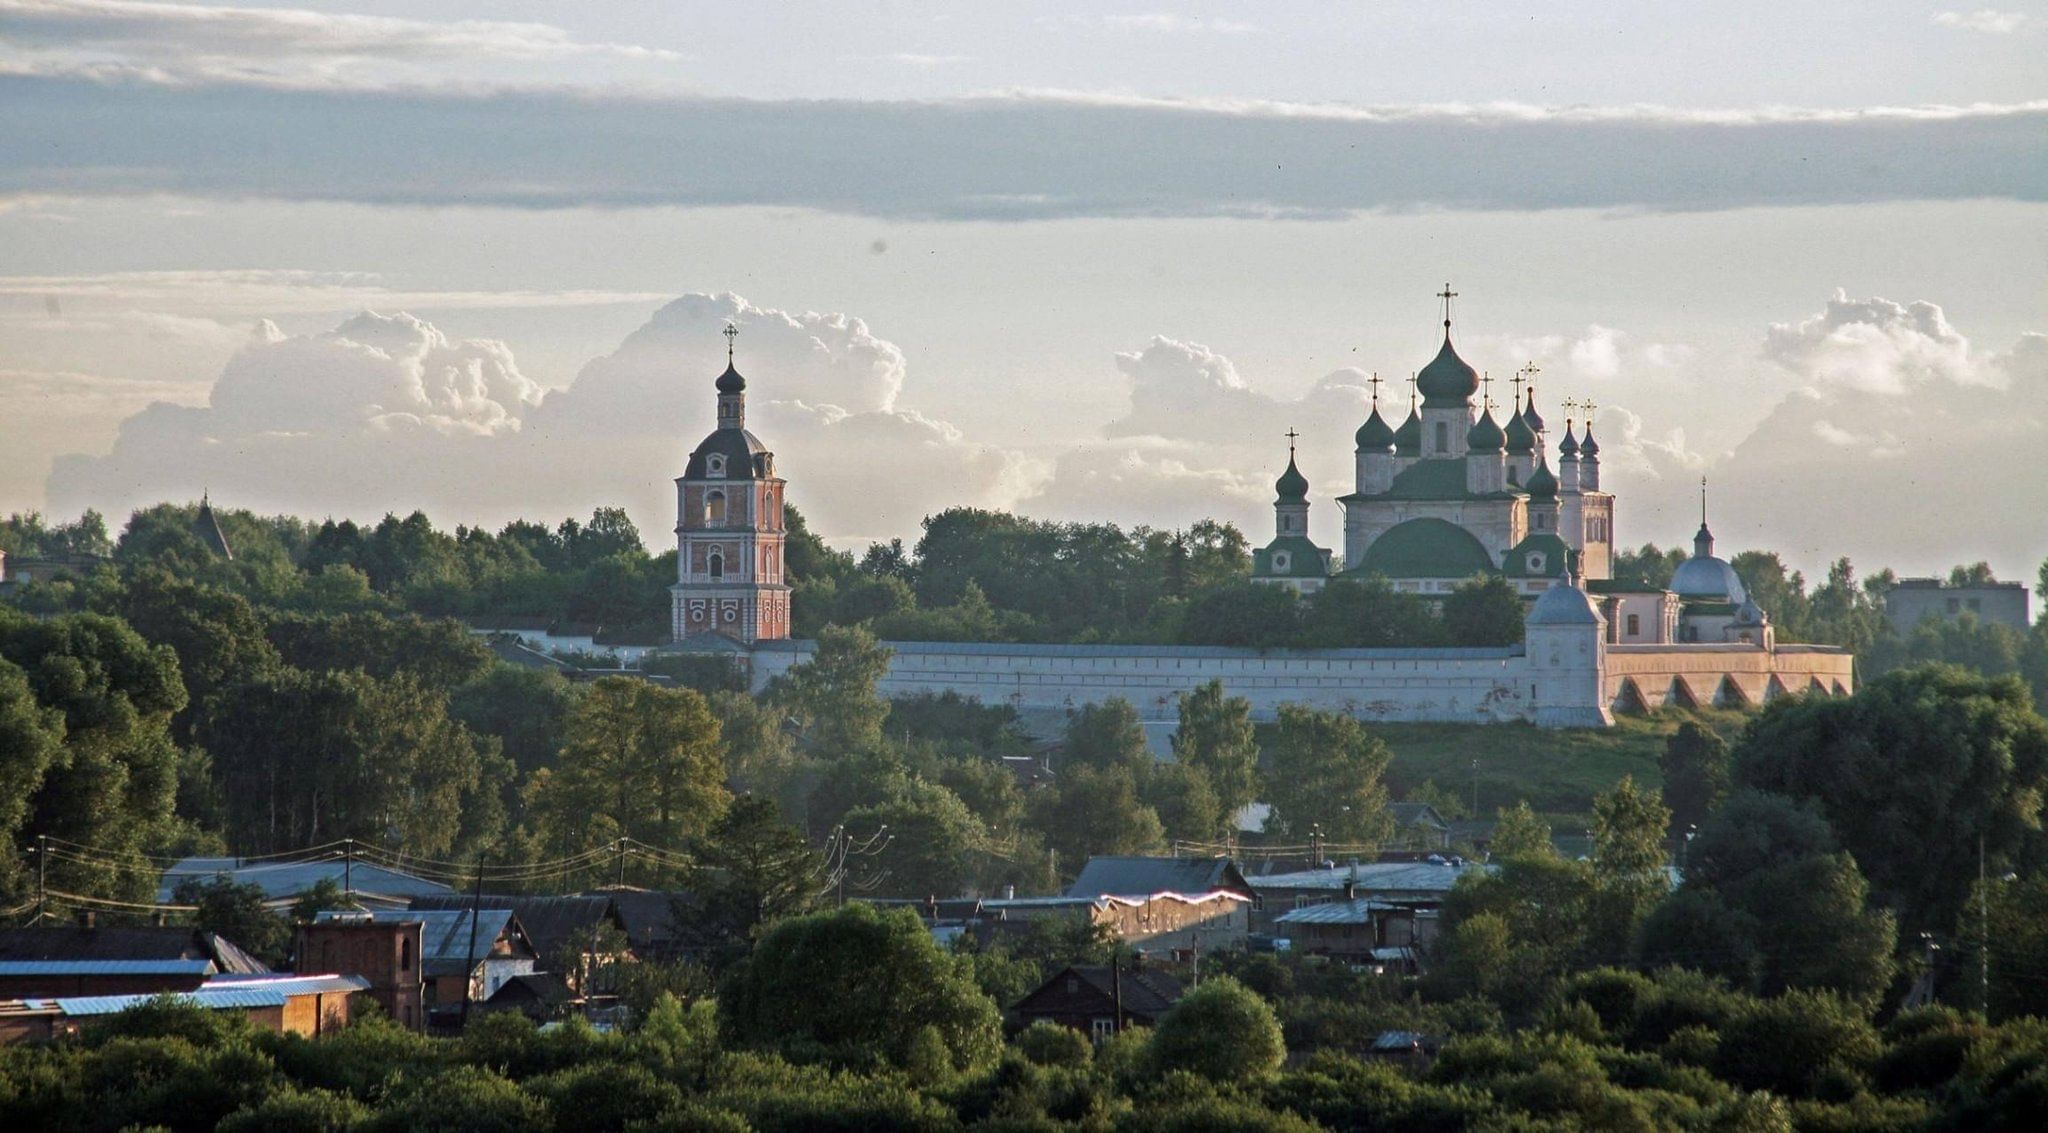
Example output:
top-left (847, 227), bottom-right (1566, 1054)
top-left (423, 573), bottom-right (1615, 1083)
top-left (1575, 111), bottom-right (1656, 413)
top-left (1502, 532), bottom-right (1573, 578)
top-left (1373, 457), bottom-right (1524, 502)
top-left (1417, 335), bottom-right (1478, 408)
top-left (1253, 536), bottom-right (1331, 579)
top-left (1350, 518), bottom-right (1498, 579)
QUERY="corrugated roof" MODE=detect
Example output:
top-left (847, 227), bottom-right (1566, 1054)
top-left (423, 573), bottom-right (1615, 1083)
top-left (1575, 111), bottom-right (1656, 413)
top-left (411, 895), bottom-right (622, 961)
top-left (0, 926), bottom-right (257, 968)
top-left (1249, 860), bottom-right (1488, 895)
top-left (158, 858), bottom-right (451, 904)
top-left (51, 986), bottom-right (287, 1016)
top-left (205, 974), bottom-right (369, 997)
top-left (1067, 856), bottom-right (1253, 901)
top-left (0, 959), bottom-right (214, 976)
top-left (314, 907), bottom-right (523, 976)
top-left (1274, 899), bottom-right (1396, 926)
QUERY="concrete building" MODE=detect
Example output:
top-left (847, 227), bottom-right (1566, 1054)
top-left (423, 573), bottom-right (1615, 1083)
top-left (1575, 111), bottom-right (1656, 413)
top-left (1884, 578), bottom-right (2032, 633)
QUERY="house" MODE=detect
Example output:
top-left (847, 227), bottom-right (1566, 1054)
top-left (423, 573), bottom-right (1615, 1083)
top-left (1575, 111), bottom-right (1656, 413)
top-left (295, 917), bottom-right (425, 1031)
top-left (1272, 899), bottom-right (1428, 970)
top-left (587, 889), bottom-right (689, 960)
top-left (1000, 754), bottom-right (1057, 791)
top-left (483, 972), bottom-right (575, 1022)
top-left (158, 856), bottom-right (451, 909)
top-left (1387, 803), bottom-right (1452, 851)
top-left (1245, 858), bottom-right (1486, 940)
top-left (1057, 856), bottom-right (1254, 952)
top-left (1012, 964), bottom-right (1185, 1041)
top-left (0, 973), bottom-right (368, 1045)
top-left (412, 894), bottom-right (628, 993)
top-left (314, 908), bottom-right (538, 1029)
top-left (0, 921), bottom-right (268, 998)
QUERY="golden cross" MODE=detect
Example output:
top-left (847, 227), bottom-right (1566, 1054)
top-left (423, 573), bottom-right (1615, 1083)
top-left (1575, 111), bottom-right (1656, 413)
top-left (1436, 283), bottom-right (1458, 327)
top-left (723, 321), bottom-right (739, 363)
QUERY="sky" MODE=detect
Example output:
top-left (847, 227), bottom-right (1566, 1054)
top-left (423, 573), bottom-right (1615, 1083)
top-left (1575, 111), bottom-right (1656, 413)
top-left (1, 1), bottom-right (2045, 585)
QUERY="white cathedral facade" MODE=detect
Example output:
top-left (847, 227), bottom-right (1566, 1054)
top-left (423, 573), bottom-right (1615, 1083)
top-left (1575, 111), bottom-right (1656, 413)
top-left (674, 304), bottom-right (1854, 728)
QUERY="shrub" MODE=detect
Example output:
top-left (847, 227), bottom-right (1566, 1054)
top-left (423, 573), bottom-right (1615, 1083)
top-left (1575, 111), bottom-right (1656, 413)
top-left (365, 1066), bottom-right (550, 1133)
top-left (217, 1087), bottom-right (368, 1133)
top-left (1147, 977), bottom-right (1286, 1083)
top-left (1712, 991), bottom-right (1881, 1098)
top-left (1015, 1022), bottom-right (1093, 1069)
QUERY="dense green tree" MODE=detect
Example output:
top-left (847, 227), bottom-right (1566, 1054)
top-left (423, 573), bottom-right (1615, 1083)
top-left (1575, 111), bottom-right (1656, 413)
top-left (1660, 721), bottom-right (1730, 835)
top-left (769, 625), bottom-right (892, 756)
top-left (447, 664), bottom-right (583, 777)
top-left (1261, 704), bottom-right (1395, 847)
top-left (1970, 873), bottom-right (2048, 1021)
top-left (102, 569), bottom-right (281, 739)
top-left (1610, 544), bottom-right (1686, 590)
top-left (1731, 551), bottom-right (1812, 641)
top-left (1147, 975), bottom-right (1286, 1083)
top-left (202, 667), bottom-right (487, 855)
top-left (1436, 855), bottom-right (1596, 1008)
top-left (718, 904), bottom-right (1001, 1071)
top-left (707, 690), bottom-right (812, 824)
top-left (1734, 664), bottom-right (2048, 932)
top-left (1442, 575), bottom-right (1527, 647)
top-left (265, 611), bottom-right (491, 692)
top-left (174, 875), bottom-right (291, 967)
top-left (1489, 801), bottom-right (1556, 861)
top-left (0, 608), bottom-right (187, 899)
top-left (1142, 760), bottom-right (1226, 845)
top-left (0, 661), bottom-right (63, 902)
top-left (1587, 775), bottom-right (1672, 959)
top-left (1061, 698), bottom-right (1153, 775)
top-left (1299, 576), bottom-right (1445, 647)
top-left (682, 796), bottom-right (821, 960)
top-left (1032, 763), bottom-right (1164, 868)
top-left (841, 777), bottom-right (985, 899)
top-left (1174, 581), bottom-right (1302, 647)
top-left (1172, 680), bottom-right (1259, 822)
top-left (1634, 887), bottom-right (1763, 988)
top-left (1711, 990), bottom-right (1881, 1098)
top-left (526, 677), bottom-right (728, 858)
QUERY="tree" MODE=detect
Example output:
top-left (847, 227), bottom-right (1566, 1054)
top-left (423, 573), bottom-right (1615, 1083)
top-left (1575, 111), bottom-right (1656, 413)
top-left (1142, 761), bottom-right (1225, 845)
top-left (1261, 704), bottom-right (1395, 848)
top-left (1733, 664), bottom-right (2048, 932)
top-left (770, 625), bottom-right (892, 756)
top-left (0, 660), bottom-right (62, 904)
top-left (1147, 975), bottom-right (1285, 1083)
top-left (529, 677), bottom-right (729, 858)
top-left (842, 777), bottom-right (986, 899)
top-left (1298, 576), bottom-right (1446, 648)
top-left (448, 664), bottom-right (582, 777)
top-left (718, 904), bottom-right (1001, 1072)
top-left (1973, 872), bottom-right (2048, 1020)
top-left (104, 569), bottom-right (281, 740)
top-left (1031, 763), bottom-right (1164, 868)
top-left (1634, 888), bottom-right (1762, 988)
top-left (1175, 582), bottom-right (1302, 647)
top-left (1062, 698), bottom-right (1153, 775)
top-left (1489, 801), bottom-right (1555, 861)
top-left (1588, 776), bottom-right (1672, 961)
top-left (203, 668), bottom-right (488, 855)
top-left (265, 611), bottom-right (491, 693)
top-left (1660, 722), bottom-right (1730, 834)
top-left (174, 875), bottom-right (291, 967)
top-left (1442, 575), bottom-right (1526, 647)
top-left (682, 796), bottom-right (822, 961)
top-left (1173, 680), bottom-right (1259, 821)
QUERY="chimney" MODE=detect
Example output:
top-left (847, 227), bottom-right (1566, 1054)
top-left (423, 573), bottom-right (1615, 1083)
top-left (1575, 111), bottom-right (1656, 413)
top-left (1002, 884), bottom-right (1016, 900)
top-left (75, 910), bottom-right (96, 929)
top-left (924, 894), bottom-right (939, 921)
top-left (1343, 879), bottom-right (1357, 902)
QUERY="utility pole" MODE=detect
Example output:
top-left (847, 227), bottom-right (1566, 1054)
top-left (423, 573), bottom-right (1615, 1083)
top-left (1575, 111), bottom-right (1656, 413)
top-left (1111, 944), bottom-right (1124, 1035)
top-left (460, 853), bottom-right (485, 1030)
top-left (1470, 758), bottom-right (1480, 818)
top-left (33, 834), bottom-right (47, 926)
top-left (615, 838), bottom-right (629, 889)
top-left (1980, 833), bottom-right (1990, 1016)
top-left (343, 838), bottom-right (354, 902)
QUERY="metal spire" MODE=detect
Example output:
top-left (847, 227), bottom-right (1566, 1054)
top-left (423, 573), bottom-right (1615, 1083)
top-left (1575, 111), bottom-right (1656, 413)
top-left (1366, 371), bottom-right (1382, 409)
top-left (1285, 427), bottom-right (1299, 460)
top-left (723, 320), bottom-right (738, 364)
top-left (1436, 283), bottom-right (1458, 331)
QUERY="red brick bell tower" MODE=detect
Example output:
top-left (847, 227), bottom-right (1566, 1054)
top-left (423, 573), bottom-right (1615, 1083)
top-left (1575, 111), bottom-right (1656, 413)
top-left (670, 323), bottom-right (790, 643)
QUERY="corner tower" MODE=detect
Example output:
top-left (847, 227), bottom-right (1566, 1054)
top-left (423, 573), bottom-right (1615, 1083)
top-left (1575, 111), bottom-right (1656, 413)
top-left (671, 323), bottom-right (790, 644)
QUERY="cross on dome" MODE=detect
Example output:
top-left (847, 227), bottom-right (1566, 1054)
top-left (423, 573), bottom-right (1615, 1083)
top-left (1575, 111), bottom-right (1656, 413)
top-left (723, 320), bottom-right (739, 363)
top-left (1366, 371), bottom-right (1383, 407)
top-left (1436, 283), bottom-right (1458, 330)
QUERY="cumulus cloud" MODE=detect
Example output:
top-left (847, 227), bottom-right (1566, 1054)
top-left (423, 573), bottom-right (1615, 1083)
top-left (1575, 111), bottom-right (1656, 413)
top-left (47, 294), bottom-right (1045, 547)
top-left (1762, 290), bottom-right (1984, 394)
top-left (3, 75), bottom-right (2042, 217)
top-left (1932, 10), bottom-right (2038, 34)
top-left (0, 0), bottom-right (685, 88)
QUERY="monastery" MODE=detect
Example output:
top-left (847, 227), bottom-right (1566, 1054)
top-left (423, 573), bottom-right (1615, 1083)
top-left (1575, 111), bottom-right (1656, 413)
top-left (670, 303), bottom-right (1853, 728)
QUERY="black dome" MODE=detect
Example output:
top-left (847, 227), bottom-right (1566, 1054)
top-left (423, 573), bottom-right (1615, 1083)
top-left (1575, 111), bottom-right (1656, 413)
top-left (685, 427), bottom-right (772, 480)
top-left (715, 363), bottom-right (746, 394)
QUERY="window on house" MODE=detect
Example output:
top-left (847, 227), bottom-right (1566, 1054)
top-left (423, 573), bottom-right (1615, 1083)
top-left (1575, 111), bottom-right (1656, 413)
top-left (1435, 421), bottom-right (1449, 452)
top-left (709, 551), bottom-right (724, 580)
top-left (401, 938), bottom-right (413, 971)
top-left (1626, 614), bottom-right (1640, 636)
top-left (705, 490), bottom-right (727, 525)
top-left (1091, 1018), bottom-right (1116, 1041)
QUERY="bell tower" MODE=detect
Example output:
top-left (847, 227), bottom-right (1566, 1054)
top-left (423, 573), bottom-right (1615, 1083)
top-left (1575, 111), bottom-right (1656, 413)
top-left (670, 323), bottom-right (791, 643)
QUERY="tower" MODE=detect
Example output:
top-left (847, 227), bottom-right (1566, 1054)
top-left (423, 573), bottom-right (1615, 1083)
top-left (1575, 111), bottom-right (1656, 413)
top-left (670, 324), bottom-right (791, 643)
top-left (1252, 430), bottom-right (1333, 593)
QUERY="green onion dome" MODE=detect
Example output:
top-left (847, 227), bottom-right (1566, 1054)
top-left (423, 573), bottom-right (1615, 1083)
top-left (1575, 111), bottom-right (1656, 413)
top-left (1525, 456), bottom-right (1559, 500)
top-left (1416, 336), bottom-right (1479, 408)
top-left (1354, 406), bottom-right (1395, 452)
top-left (1503, 408), bottom-right (1535, 455)
top-left (1579, 425), bottom-right (1600, 461)
top-left (1466, 408), bottom-right (1505, 453)
top-left (1275, 455), bottom-right (1309, 502)
top-left (1558, 422), bottom-right (1580, 460)
top-left (1520, 390), bottom-right (1545, 435)
top-left (1393, 407), bottom-right (1423, 456)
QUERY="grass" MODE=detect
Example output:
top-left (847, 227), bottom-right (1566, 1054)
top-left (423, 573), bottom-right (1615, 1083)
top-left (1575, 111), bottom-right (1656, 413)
top-left (1368, 709), bottom-right (1751, 821)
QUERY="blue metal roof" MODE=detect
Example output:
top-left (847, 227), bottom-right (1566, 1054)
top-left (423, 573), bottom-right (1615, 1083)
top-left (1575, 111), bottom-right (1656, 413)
top-left (204, 974), bottom-right (369, 997)
top-left (1275, 899), bottom-right (1396, 926)
top-left (50, 987), bottom-right (288, 1016)
top-left (1248, 860), bottom-right (1489, 894)
top-left (0, 959), bottom-right (214, 976)
top-left (157, 858), bottom-right (452, 904)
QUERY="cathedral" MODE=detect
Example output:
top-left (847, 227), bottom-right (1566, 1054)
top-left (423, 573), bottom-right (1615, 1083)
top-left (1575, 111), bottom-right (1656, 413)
top-left (1250, 291), bottom-right (1770, 651)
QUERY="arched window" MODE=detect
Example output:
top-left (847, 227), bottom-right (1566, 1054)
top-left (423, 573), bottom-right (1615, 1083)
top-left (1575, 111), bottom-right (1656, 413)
top-left (708, 550), bottom-right (724, 580)
top-left (1434, 421), bottom-right (1449, 452)
top-left (705, 490), bottom-right (726, 525)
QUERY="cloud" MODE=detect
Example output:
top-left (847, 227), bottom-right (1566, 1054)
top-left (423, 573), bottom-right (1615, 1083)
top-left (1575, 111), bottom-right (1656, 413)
top-left (0, 0), bottom-right (685, 88)
top-left (1932, 10), bottom-right (2038, 34)
top-left (3, 75), bottom-right (2043, 218)
top-left (46, 294), bottom-right (1045, 547)
top-left (1762, 289), bottom-right (1984, 394)
top-left (1043, 14), bottom-right (1259, 34)
top-left (0, 269), bottom-right (670, 317)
